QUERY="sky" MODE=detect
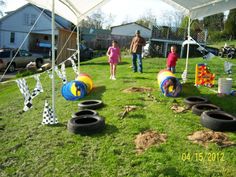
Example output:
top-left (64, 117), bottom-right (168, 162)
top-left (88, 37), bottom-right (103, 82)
top-left (2, 0), bottom-right (178, 26)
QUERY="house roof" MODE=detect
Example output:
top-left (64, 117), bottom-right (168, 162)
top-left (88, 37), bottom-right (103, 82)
top-left (0, 3), bottom-right (67, 29)
top-left (110, 22), bottom-right (151, 31)
top-left (81, 27), bottom-right (111, 35)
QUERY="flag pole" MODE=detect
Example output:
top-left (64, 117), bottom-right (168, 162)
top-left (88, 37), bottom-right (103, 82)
top-left (51, 0), bottom-right (56, 123)
top-left (77, 24), bottom-right (80, 75)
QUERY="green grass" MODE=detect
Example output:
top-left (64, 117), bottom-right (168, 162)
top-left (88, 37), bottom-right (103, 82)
top-left (0, 55), bottom-right (236, 177)
top-left (209, 40), bottom-right (236, 49)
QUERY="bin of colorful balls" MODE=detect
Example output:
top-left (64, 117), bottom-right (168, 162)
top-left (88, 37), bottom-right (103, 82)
top-left (195, 64), bottom-right (215, 87)
top-left (61, 73), bottom-right (93, 101)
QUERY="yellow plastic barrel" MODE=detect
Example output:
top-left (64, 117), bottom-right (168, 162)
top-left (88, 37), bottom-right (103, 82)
top-left (157, 69), bottom-right (182, 97)
top-left (76, 73), bottom-right (93, 93)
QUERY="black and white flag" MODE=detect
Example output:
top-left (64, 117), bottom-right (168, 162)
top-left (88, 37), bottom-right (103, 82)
top-left (16, 79), bottom-right (33, 111)
top-left (42, 100), bottom-right (58, 125)
top-left (68, 57), bottom-right (79, 76)
top-left (203, 52), bottom-right (215, 60)
top-left (55, 65), bottom-right (67, 84)
top-left (224, 61), bottom-right (234, 74)
top-left (46, 70), bottom-right (53, 79)
top-left (31, 75), bottom-right (43, 98)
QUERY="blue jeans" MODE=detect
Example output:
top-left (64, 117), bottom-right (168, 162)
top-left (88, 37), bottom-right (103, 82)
top-left (132, 53), bottom-right (142, 72)
top-left (167, 66), bottom-right (176, 73)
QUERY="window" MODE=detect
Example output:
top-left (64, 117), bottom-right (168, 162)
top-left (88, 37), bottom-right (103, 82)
top-left (30, 14), bottom-right (37, 25)
top-left (10, 32), bottom-right (15, 43)
top-left (24, 14), bottom-right (30, 25)
top-left (44, 35), bottom-right (49, 41)
top-left (24, 13), bottom-right (37, 26)
top-left (0, 51), bottom-right (10, 58)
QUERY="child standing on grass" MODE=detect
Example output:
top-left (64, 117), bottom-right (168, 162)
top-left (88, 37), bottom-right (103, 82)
top-left (106, 40), bottom-right (121, 80)
top-left (166, 45), bottom-right (178, 73)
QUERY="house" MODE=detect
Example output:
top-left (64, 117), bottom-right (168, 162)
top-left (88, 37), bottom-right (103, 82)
top-left (111, 22), bottom-right (152, 38)
top-left (0, 3), bottom-right (71, 55)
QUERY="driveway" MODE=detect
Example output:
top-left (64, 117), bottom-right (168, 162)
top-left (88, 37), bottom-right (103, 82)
top-left (0, 71), bottom-right (17, 82)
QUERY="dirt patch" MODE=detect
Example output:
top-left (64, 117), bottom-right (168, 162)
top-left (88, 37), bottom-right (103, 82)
top-left (188, 130), bottom-right (235, 148)
top-left (123, 87), bottom-right (153, 93)
top-left (134, 130), bottom-right (167, 154)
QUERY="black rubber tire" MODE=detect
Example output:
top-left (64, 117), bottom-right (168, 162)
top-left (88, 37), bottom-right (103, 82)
top-left (227, 53), bottom-right (233, 59)
top-left (192, 104), bottom-right (221, 116)
top-left (184, 96), bottom-right (208, 108)
top-left (36, 58), bottom-right (43, 68)
top-left (78, 100), bottom-right (103, 110)
top-left (201, 110), bottom-right (236, 131)
top-left (67, 115), bottom-right (105, 135)
top-left (8, 63), bottom-right (15, 73)
top-left (71, 109), bottom-right (98, 118)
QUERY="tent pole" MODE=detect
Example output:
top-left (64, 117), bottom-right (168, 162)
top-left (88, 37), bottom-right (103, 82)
top-left (185, 16), bottom-right (191, 74)
top-left (51, 0), bottom-right (56, 123)
top-left (77, 25), bottom-right (80, 75)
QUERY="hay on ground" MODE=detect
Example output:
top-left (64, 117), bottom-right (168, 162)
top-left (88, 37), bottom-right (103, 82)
top-left (123, 87), bottom-right (153, 93)
top-left (134, 130), bottom-right (167, 154)
top-left (188, 130), bottom-right (235, 147)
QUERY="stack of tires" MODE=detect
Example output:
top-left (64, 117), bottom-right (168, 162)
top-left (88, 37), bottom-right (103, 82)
top-left (61, 73), bottom-right (93, 101)
top-left (67, 100), bottom-right (105, 135)
top-left (184, 96), bottom-right (236, 132)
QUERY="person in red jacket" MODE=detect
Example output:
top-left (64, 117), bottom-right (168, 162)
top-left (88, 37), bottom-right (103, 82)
top-left (166, 45), bottom-right (178, 73)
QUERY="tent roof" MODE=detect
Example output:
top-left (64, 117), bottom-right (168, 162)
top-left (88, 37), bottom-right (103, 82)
top-left (26, 0), bottom-right (110, 25)
top-left (26, 0), bottom-right (236, 25)
top-left (160, 0), bottom-right (236, 19)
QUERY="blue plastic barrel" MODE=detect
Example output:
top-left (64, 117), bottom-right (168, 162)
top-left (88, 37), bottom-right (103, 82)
top-left (61, 80), bottom-right (87, 101)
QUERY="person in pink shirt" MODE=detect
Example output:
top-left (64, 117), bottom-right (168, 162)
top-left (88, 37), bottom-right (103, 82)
top-left (106, 40), bottom-right (121, 80)
top-left (166, 45), bottom-right (178, 73)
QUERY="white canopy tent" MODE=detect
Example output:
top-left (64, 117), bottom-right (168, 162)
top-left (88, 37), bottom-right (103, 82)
top-left (160, 0), bottom-right (236, 83)
top-left (25, 0), bottom-right (236, 122)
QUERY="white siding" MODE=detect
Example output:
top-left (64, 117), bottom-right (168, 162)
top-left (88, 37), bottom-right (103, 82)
top-left (111, 23), bottom-right (151, 38)
top-left (0, 5), bottom-right (60, 49)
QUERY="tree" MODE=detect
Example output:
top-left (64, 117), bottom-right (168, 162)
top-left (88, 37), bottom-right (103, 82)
top-left (224, 8), bottom-right (236, 39)
top-left (203, 13), bottom-right (224, 31)
top-left (0, 0), bottom-right (6, 17)
top-left (160, 10), bottom-right (183, 27)
top-left (78, 9), bottom-right (106, 29)
top-left (136, 9), bottom-right (157, 28)
top-left (180, 16), bottom-right (203, 32)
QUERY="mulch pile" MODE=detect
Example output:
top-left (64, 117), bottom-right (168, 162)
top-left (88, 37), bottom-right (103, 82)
top-left (134, 130), bottom-right (167, 154)
top-left (188, 130), bottom-right (235, 148)
top-left (123, 87), bottom-right (153, 93)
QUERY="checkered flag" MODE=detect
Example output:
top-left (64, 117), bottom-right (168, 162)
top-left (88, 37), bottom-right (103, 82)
top-left (181, 70), bottom-right (187, 83)
top-left (68, 57), bottom-right (79, 76)
top-left (203, 52), bottom-right (215, 60)
top-left (42, 100), bottom-right (58, 125)
top-left (31, 75), bottom-right (43, 99)
top-left (46, 70), bottom-right (53, 79)
top-left (16, 79), bottom-right (33, 111)
top-left (55, 65), bottom-right (67, 84)
top-left (61, 63), bottom-right (67, 83)
top-left (224, 61), bottom-right (234, 74)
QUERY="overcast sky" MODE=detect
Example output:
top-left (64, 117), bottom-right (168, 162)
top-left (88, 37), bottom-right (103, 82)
top-left (2, 0), bottom-right (178, 26)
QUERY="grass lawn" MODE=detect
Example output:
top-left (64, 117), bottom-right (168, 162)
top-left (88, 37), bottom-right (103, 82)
top-left (0, 55), bottom-right (236, 177)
